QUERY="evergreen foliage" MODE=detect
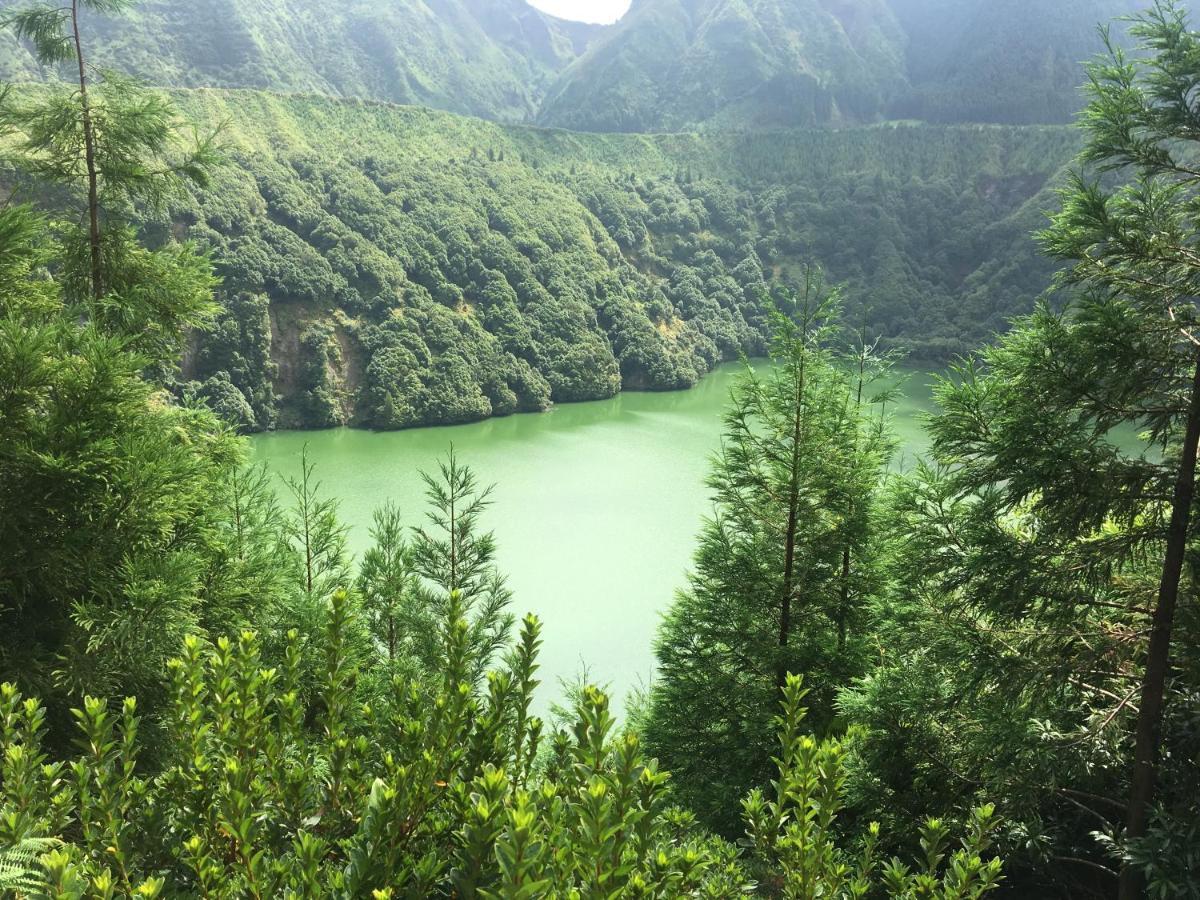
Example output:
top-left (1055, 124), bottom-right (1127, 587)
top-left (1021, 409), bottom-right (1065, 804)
top-left (8, 1), bottom-right (1200, 896)
top-left (645, 273), bottom-right (895, 836)
top-left (0, 0), bottom-right (247, 732)
top-left (836, 5), bottom-right (1200, 896)
top-left (411, 451), bottom-right (515, 684)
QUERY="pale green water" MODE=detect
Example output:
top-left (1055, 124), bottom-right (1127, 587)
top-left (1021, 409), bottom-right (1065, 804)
top-left (250, 363), bottom-right (939, 708)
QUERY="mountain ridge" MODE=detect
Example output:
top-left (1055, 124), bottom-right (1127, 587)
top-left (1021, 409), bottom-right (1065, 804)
top-left (0, 0), bottom-right (1162, 131)
top-left (0, 0), bottom-right (607, 122)
top-left (538, 0), bottom-right (1152, 131)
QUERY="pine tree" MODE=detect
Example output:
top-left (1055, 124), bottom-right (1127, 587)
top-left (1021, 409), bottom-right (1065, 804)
top-left (1034, 3), bottom-right (1200, 894)
top-left (357, 501), bottom-right (420, 666)
top-left (282, 446), bottom-right (350, 604)
top-left (0, 0), bottom-right (233, 728)
top-left (411, 450), bottom-right (514, 683)
top-left (0, 0), bottom-right (220, 357)
top-left (645, 271), bottom-right (894, 834)
top-left (0, 205), bottom-right (244, 735)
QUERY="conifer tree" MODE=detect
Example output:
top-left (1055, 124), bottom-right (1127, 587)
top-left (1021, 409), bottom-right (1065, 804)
top-left (645, 271), bottom-right (894, 833)
top-left (0, 205), bottom-right (252, 734)
top-left (1, 0), bottom-right (220, 356)
top-left (1033, 3), bottom-right (1200, 893)
top-left (283, 447), bottom-right (350, 604)
top-left (0, 1), bottom-right (244, 734)
top-left (411, 450), bottom-right (514, 682)
top-left (837, 10), bottom-right (1200, 895)
top-left (357, 501), bottom-right (418, 666)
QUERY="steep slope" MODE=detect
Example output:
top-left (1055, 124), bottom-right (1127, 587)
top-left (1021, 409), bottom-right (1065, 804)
top-left (0, 0), bottom-right (602, 122)
top-left (126, 92), bottom-right (1079, 431)
top-left (0, 0), bottom-right (1156, 131)
top-left (890, 0), bottom-right (1147, 124)
top-left (538, 0), bottom-right (1155, 132)
top-left (537, 0), bottom-right (909, 132)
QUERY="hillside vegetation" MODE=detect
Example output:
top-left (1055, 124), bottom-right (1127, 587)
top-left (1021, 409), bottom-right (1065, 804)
top-left (540, 0), bottom-right (1149, 131)
top-left (5, 1), bottom-right (1200, 896)
top-left (0, 0), bottom-right (601, 122)
top-left (136, 91), bottom-right (1079, 430)
top-left (0, 0), bottom-right (1155, 130)
top-left (538, 0), bottom-right (909, 132)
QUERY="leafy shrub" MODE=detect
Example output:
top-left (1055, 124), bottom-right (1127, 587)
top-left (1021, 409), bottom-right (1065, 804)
top-left (0, 592), bottom-right (1003, 898)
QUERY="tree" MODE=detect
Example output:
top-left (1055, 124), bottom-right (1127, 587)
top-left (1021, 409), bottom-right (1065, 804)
top-left (2, 0), bottom-right (219, 306)
top-left (357, 501), bottom-right (419, 666)
top-left (204, 463), bottom-right (295, 632)
top-left (1035, 3), bottom-right (1200, 894)
top-left (645, 272), bottom-right (894, 834)
top-left (282, 446), bottom-right (350, 604)
top-left (840, 449), bottom-right (1166, 894)
top-left (0, 203), bottom-right (248, 739)
top-left (411, 450), bottom-right (514, 683)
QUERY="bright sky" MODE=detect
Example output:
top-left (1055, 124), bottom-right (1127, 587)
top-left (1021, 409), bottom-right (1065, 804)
top-left (528, 0), bottom-right (632, 24)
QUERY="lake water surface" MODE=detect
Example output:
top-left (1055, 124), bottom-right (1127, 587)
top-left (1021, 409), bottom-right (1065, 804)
top-left (250, 363), bottom-right (938, 709)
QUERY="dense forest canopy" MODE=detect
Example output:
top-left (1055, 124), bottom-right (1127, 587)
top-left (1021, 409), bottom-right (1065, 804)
top-left (140, 95), bottom-right (1075, 430)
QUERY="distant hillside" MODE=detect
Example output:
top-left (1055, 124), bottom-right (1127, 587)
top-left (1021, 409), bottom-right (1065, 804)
top-left (890, 0), bottom-right (1147, 124)
top-left (538, 0), bottom-right (909, 132)
top-left (538, 0), bottom-right (1151, 132)
top-left (105, 91), bottom-right (1081, 431)
top-left (0, 0), bottom-right (1157, 131)
top-left (0, 0), bottom-right (603, 122)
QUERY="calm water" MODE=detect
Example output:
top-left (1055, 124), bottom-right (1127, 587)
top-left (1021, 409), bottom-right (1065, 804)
top-left (250, 363), bottom-right (939, 709)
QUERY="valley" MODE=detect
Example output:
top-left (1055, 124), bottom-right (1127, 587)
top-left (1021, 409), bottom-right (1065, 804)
top-left (153, 89), bottom-right (1079, 431)
top-left (2, 0), bottom-right (1196, 894)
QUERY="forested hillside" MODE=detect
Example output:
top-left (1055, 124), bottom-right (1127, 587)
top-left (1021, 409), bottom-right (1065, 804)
top-left (890, 0), bottom-right (1148, 124)
top-left (137, 92), bottom-right (1078, 430)
top-left (537, 0), bottom-right (909, 132)
top-left (538, 0), bottom-right (1150, 131)
top-left (0, 0), bottom-right (601, 122)
top-left (0, 0), bottom-right (1158, 130)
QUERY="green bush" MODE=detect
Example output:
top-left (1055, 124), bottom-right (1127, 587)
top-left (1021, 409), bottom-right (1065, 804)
top-left (0, 590), bottom-right (1003, 898)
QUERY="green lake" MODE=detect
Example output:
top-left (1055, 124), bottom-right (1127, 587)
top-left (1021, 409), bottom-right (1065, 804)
top-left (250, 363), bottom-right (939, 710)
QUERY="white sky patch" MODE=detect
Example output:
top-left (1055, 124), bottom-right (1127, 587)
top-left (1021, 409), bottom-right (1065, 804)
top-left (528, 0), bottom-right (632, 24)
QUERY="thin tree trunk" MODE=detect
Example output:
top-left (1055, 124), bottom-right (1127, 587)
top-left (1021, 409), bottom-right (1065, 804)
top-left (302, 456), bottom-right (314, 596)
top-left (779, 302), bottom-right (810, 687)
top-left (780, 471), bottom-right (798, 678)
top-left (1118, 349), bottom-right (1200, 900)
top-left (303, 511), bottom-right (313, 595)
top-left (233, 475), bottom-right (245, 560)
top-left (778, 406), bottom-right (803, 689)
top-left (837, 549), bottom-right (850, 653)
top-left (71, 0), bottom-right (103, 299)
top-left (449, 490), bottom-right (457, 592)
top-left (837, 346), bottom-right (867, 654)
